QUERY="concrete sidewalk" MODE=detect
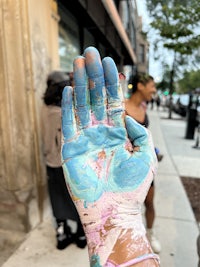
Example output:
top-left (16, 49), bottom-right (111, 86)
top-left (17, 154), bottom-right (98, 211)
top-left (149, 109), bottom-right (199, 267)
top-left (2, 109), bottom-right (199, 267)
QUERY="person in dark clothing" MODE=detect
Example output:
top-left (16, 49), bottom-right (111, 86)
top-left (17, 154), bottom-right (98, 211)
top-left (41, 70), bottom-right (87, 250)
top-left (155, 94), bottom-right (161, 111)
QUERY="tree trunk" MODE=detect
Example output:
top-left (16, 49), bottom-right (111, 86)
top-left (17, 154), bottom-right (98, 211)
top-left (168, 53), bottom-right (176, 119)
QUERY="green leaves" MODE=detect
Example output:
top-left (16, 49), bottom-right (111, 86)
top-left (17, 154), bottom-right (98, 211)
top-left (147, 0), bottom-right (200, 49)
top-left (146, 0), bottom-right (200, 94)
top-left (178, 70), bottom-right (200, 93)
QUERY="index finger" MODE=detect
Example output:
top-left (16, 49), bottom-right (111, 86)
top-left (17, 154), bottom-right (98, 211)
top-left (102, 57), bottom-right (124, 127)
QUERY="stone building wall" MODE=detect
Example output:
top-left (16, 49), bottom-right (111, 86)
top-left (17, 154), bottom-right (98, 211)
top-left (0, 0), bottom-right (60, 233)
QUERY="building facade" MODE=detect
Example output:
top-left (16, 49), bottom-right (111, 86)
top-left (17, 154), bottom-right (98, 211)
top-left (0, 0), bottom-right (148, 234)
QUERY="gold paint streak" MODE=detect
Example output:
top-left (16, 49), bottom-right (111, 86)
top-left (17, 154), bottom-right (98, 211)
top-left (74, 56), bottom-right (85, 71)
top-left (88, 78), bottom-right (95, 89)
top-left (98, 150), bottom-right (106, 159)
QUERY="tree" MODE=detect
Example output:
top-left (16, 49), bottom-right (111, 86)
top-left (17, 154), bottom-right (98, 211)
top-left (145, 0), bottom-right (200, 118)
top-left (177, 70), bottom-right (200, 93)
top-left (156, 64), bottom-right (173, 92)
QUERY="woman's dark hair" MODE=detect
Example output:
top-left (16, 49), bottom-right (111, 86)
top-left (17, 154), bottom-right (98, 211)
top-left (129, 73), bottom-right (154, 94)
top-left (43, 70), bottom-right (72, 106)
top-left (43, 81), bottom-right (67, 106)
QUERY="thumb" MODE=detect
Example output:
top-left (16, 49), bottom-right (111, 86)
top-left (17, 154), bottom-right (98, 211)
top-left (125, 115), bottom-right (148, 147)
top-left (125, 115), bottom-right (158, 170)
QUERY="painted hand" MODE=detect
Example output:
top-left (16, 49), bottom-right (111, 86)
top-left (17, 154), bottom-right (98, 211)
top-left (61, 47), bottom-right (158, 266)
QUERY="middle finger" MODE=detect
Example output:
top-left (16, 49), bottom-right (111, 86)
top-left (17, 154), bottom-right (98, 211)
top-left (73, 56), bottom-right (91, 129)
top-left (84, 47), bottom-right (107, 124)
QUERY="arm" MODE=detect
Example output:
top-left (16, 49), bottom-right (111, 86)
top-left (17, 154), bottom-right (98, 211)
top-left (61, 47), bottom-right (159, 267)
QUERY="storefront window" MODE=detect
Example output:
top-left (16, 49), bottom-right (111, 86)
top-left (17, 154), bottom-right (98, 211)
top-left (83, 28), bottom-right (95, 50)
top-left (139, 44), bottom-right (145, 63)
top-left (59, 26), bottom-right (80, 72)
top-left (58, 7), bottom-right (80, 72)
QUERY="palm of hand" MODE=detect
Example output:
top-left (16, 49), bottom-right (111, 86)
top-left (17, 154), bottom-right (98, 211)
top-left (62, 118), bottom-right (155, 205)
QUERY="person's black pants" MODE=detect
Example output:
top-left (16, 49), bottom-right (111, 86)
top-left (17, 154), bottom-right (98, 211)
top-left (46, 166), bottom-right (80, 222)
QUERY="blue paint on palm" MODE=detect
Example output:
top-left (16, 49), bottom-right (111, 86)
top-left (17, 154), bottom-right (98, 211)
top-left (63, 157), bottom-right (104, 203)
top-left (62, 125), bottom-right (126, 158)
top-left (62, 122), bottom-right (152, 203)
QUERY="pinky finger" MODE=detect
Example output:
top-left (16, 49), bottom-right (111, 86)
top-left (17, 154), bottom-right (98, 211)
top-left (61, 86), bottom-right (77, 141)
